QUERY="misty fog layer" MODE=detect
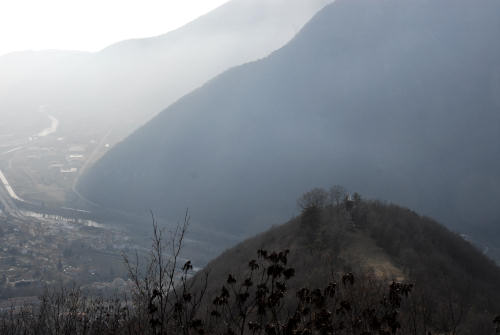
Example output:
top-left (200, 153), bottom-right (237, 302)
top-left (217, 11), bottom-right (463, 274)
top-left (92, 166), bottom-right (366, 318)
top-left (0, 0), bottom-right (332, 140)
top-left (79, 0), bottom-right (500, 240)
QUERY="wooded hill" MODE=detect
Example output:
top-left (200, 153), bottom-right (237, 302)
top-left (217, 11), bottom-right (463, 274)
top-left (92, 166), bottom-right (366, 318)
top-left (192, 190), bottom-right (500, 334)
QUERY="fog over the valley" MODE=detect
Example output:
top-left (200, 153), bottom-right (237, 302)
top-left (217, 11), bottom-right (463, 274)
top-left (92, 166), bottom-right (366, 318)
top-left (1, 0), bottom-right (500, 262)
top-left (0, 0), bottom-right (334, 267)
top-left (0, 0), bottom-right (333, 142)
top-left (3, 0), bottom-right (500, 323)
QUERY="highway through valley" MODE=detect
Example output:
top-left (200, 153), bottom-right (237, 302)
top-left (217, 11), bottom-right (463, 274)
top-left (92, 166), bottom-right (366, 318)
top-left (0, 169), bottom-right (24, 218)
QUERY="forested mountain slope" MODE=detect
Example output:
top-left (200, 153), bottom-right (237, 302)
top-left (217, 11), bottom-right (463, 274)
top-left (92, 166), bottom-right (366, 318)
top-left (80, 0), bottom-right (500, 246)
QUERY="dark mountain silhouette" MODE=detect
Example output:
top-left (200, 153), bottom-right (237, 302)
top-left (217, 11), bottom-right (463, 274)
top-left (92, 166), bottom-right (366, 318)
top-left (79, 0), bottom-right (500, 250)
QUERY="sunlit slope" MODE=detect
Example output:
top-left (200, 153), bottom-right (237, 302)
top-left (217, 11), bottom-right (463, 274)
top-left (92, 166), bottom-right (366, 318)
top-left (80, 0), bottom-right (500, 239)
top-left (0, 0), bottom-right (332, 138)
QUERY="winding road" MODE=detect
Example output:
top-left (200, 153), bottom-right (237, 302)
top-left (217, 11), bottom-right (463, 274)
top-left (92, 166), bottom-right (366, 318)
top-left (36, 114), bottom-right (59, 137)
top-left (0, 170), bottom-right (23, 218)
top-left (0, 111), bottom-right (59, 218)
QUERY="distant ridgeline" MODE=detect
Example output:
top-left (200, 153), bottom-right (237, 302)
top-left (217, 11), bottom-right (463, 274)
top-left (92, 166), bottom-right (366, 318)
top-left (0, 0), bottom-right (332, 138)
top-left (79, 0), bottom-right (500, 250)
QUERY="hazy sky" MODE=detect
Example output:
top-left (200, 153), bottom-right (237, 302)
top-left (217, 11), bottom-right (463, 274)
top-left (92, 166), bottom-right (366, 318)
top-left (0, 0), bottom-right (230, 56)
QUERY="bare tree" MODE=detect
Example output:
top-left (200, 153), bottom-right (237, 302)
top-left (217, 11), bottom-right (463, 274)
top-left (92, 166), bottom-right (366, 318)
top-left (329, 185), bottom-right (347, 207)
top-left (123, 209), bottom-right (208, 334)
top-left (297, 187), bottom-right (328, 212)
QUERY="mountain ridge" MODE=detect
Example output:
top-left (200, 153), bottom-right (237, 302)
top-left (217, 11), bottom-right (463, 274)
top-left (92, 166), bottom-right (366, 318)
top-left (79, 0), bottom-right (500, 247)
top-left (0, 0), bottom-right (332, 138)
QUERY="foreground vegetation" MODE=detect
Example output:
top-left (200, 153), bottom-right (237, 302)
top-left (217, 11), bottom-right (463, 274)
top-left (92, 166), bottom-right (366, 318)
top-left (1, 189), bottom-right (500, 334)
